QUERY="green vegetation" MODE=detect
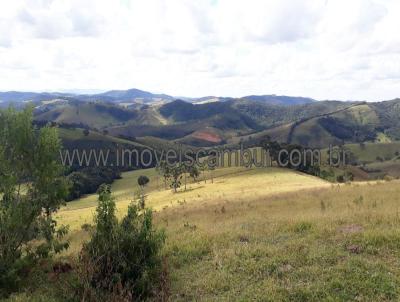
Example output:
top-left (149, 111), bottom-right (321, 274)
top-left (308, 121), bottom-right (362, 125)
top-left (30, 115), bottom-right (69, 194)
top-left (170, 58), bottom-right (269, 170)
top-left (0, 107), bottom-right (69, 297)
top-left (66, 167), bottom-right (121, 201)
top-left (31, 95), bottom-right (400, 149)
top-left (345, 142), bottom-right (400, 163)
top-left (0, 109), bottom-right (166, 301)
top-left (159, 180), bottom-right (400, 301)
top-left (80, 184), bottom-right (165, 300)
top-left (6, 164), bottom-right (400, 301)
top-left (35, 102), bottom-right (137, 129)
top-left (5, 97), bottom-right (400, 300)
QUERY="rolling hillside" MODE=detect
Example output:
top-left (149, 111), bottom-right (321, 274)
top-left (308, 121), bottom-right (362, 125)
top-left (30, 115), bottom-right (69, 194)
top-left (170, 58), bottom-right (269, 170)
top-left (35, 101), bottom-right (138, 129)
top-left (24, 93), bottom-right (400, 149)
top-left (35, 164), bottom-right (400, 301)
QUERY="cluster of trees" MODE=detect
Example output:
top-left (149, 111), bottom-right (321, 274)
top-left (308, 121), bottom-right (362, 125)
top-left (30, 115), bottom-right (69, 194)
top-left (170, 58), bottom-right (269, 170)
top-left (66, 167), bottom-right (121, 201)
top-left (261, 139), bottom-right (322, 176)
top-left (156, 161), bottom-right (201, 193)
top-left (261, 138), bottom-right (357, 181)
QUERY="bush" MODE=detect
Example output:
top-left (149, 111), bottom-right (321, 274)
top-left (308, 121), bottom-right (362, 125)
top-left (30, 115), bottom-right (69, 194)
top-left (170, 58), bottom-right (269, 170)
top-left (384, 175), bottom-right (394, 182)
top-left (80, 184), bottom-right (165, 300)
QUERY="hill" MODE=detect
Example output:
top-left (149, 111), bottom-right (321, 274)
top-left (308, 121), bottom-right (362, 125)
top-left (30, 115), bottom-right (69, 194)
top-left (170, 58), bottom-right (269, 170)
top-left (57, 166), bottom-right (330, 230)
top-left (35, 101), bottom-right (138, 129)
top-left (231, 101), bottom-right (394, 148)
top-left (85, 88), bottom-right (174, 103)
top-left (241, 94), bottom-right (315, 105)
top-left (21, 93), bottom-right (400, 149)
top-left (18, 164), bottom-right (400, 301)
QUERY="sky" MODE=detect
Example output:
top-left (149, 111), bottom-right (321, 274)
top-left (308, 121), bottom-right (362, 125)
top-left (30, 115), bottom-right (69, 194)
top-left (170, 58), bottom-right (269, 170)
top-left (1, 0), bottom-right (400, 101)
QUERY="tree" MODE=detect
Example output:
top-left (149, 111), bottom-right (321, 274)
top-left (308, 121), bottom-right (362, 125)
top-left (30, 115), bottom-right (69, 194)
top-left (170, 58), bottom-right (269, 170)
top-left (200, 164), bottom-right (208, 184)
top-left (157, 161), bottom-right (171, 190)
top-left (0, 107), bottom-right (69, 297)
top-left (188, 165), bottom-right (200, 182)
top-left (83, 129), bottom-right (90, 136)
top-left (261, 138), bottom-right (282, 165)
top-left (138, 175), bottom-right (150, 188)
top-left (181, 164), bottom-right (191, 191)
top-left (169, 164), bottom-right (183, 193)
top-left (137, 175), bottom-right (149, 208)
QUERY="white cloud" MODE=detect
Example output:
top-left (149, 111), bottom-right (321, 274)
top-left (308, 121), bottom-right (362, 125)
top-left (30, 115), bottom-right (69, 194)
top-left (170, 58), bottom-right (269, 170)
top-left (0, 0), bottom-right (399, 101)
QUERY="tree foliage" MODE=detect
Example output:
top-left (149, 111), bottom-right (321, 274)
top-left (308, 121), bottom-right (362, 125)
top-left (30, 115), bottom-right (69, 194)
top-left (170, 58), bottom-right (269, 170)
top-left (169, 165), bottom-right (183, 193)
top-left (137, 175), bottom-right (150, 188)
top-left (0, 107), bottom-right (69, 297)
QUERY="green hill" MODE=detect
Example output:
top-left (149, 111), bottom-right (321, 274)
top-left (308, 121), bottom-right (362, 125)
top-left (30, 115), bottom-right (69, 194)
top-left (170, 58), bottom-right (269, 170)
top-left (33, 98), bottom-right (400, 149)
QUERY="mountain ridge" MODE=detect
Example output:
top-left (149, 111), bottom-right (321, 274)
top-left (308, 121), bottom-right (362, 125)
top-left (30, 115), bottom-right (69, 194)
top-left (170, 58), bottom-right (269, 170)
top-left (1, 88), bottom-right (320, 106)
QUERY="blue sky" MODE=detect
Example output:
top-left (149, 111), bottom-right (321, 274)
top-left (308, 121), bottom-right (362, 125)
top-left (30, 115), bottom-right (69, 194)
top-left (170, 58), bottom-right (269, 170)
top-left (0, 0), bottom-right (400, 101)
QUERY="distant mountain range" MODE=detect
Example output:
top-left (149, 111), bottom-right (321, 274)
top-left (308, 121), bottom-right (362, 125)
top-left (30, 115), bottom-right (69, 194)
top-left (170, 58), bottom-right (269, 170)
top-left (3, 87), bottom-right (400, 149)
top-left (0, 88), bottom-right (317, 107)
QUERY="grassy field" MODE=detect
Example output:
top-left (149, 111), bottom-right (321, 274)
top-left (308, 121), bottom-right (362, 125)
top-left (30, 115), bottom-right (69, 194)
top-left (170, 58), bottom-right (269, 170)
top-left (160, 180), bottom-right (400, 301)
top-left (346, 142), bottom-right (400, 163)
top-left (6, 166), bottom-right (400, 301)
top-left (56, 166), bottom-right (329, 233)
top-left (318, 142), bottom-right (400, 164)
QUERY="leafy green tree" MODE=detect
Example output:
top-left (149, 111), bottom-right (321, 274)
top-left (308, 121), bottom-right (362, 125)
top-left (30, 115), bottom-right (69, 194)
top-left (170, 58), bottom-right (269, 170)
top-left (188, 165), bottom-right (200, 182)
top-left (138, 175), bottom-right (150, 188)
top-left (261, 138), bottom-right (282, 164)
top-left (169, 164), bottom-right (183, 193)
top-left (157, 161), bottom-right (171, 190)
top-left (0, 107), bottom-right (69, 297)
top-left (137, 175), bottom-right (149, 208)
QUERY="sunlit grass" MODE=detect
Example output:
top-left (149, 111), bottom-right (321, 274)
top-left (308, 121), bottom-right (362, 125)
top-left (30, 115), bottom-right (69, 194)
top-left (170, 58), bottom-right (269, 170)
top-left (56, 166), bottom-right (330, 231)
top-left (9, 166), bottom-right (400, 301)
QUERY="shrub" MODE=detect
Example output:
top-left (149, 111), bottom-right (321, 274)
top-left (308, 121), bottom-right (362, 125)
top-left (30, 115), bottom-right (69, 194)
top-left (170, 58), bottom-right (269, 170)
top-left (80, 184), bottom-right (165, 300)
top-left (384, 175), bottom-right (394, 182)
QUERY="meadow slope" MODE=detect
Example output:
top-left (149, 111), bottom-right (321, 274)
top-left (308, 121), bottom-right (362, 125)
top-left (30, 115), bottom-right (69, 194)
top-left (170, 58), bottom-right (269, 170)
top-left (7, 167), bottom-right (400, 301)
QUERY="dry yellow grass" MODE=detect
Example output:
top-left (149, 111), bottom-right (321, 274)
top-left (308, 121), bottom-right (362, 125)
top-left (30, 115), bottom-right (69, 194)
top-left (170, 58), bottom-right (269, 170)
top-left (56, 166), bottom-right (330, 232)
top-left (156, 179), bottom-right (400, 300)
top-left (10, 166), bottom-right (400, 301)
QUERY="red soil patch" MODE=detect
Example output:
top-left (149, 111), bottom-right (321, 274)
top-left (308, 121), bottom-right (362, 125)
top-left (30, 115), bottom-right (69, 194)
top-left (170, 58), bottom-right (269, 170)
top-left (191, 130), bottom-right (222, 143)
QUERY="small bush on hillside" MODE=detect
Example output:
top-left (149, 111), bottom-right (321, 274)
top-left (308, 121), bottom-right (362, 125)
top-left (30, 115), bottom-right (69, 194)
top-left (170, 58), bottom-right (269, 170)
top-left (384, 175), bottom-right (394, 182)
top-left (79, 184), bottom-right (165, 301)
